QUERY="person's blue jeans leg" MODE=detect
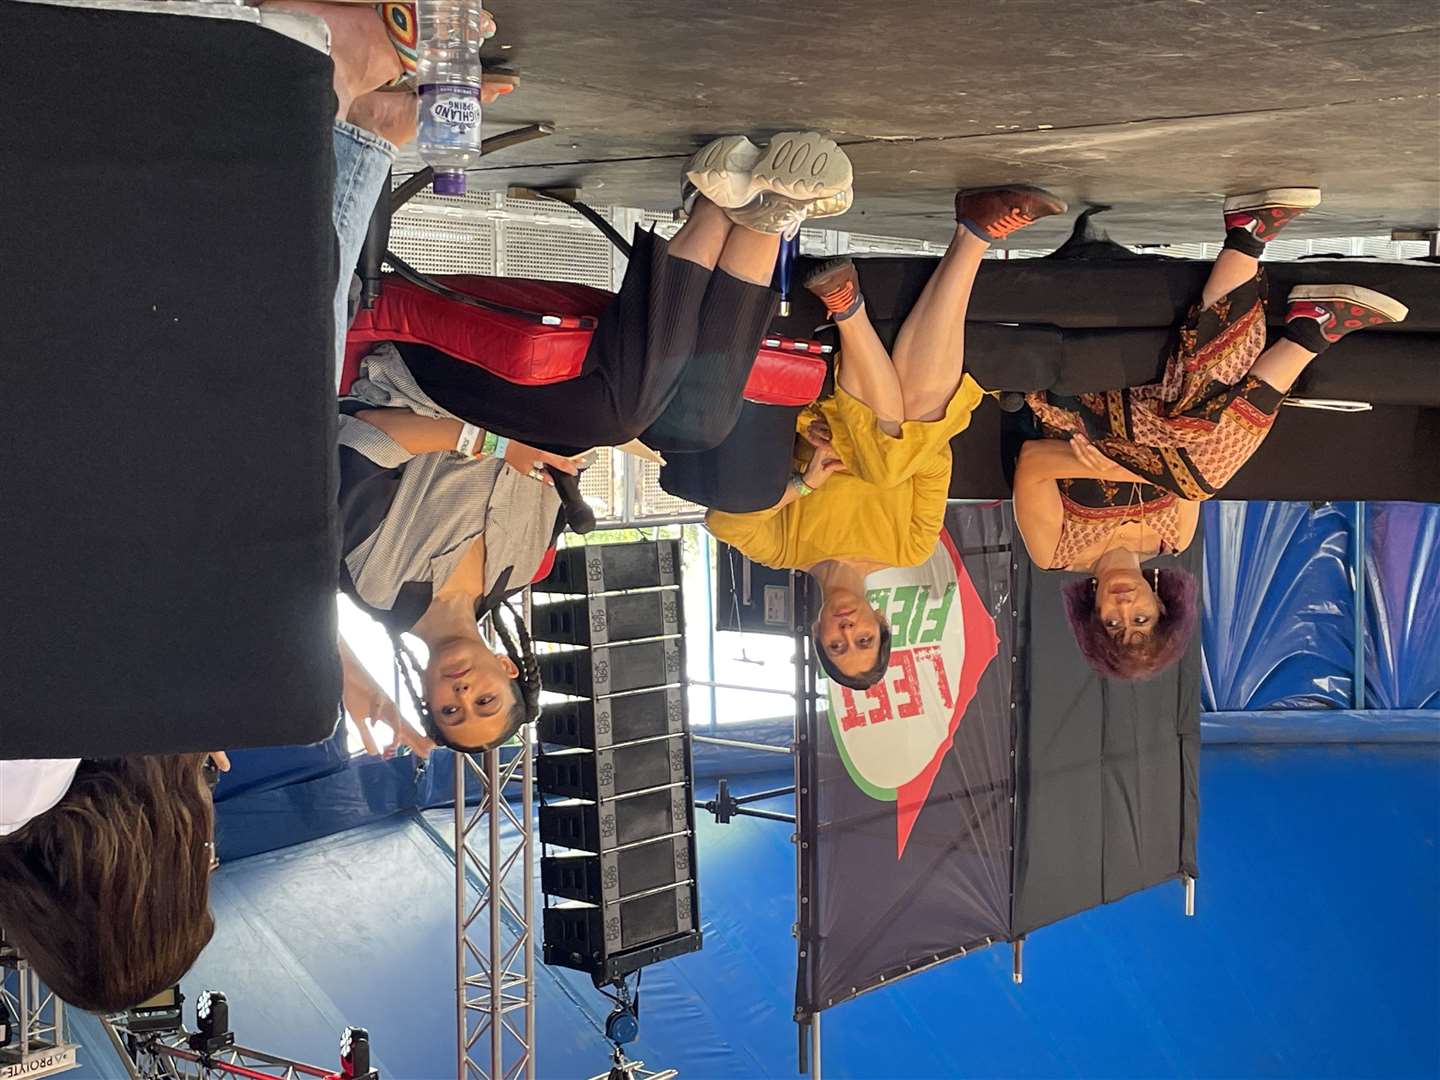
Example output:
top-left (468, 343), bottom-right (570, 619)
top-left (332, 120), bottom-right (397, 391)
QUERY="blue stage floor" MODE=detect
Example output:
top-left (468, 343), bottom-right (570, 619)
top-left (68, 745), bottom-right (1439, 1079)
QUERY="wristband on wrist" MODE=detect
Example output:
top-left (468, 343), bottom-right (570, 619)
top-left (792, 474), bottom-right (815, 497)
top-left (479, 430), bottom-right (499, 458)
top-left (455, 423), bottom-right (482, 457)
top-left (493, 436), bottom-right (511, 461)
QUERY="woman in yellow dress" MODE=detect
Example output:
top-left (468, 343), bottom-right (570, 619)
top-left (707, 186), bottom-right (1067, 689)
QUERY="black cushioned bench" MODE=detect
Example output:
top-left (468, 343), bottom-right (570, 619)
top-left (2, 1), bottom-right (342, 759)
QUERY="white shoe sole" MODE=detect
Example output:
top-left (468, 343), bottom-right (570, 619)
top-left (1289, 284), bottom-right (1409, 322)
top-left (686, 131), bottom-right (852, 208)
top-left (1224, 187), bottom-right (1322, 212)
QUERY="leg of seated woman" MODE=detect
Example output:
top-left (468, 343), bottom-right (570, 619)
top-left (890, 226), bottom-right (987, 422)
top-left (833, 306), bottom-right (905, 435)
top-left (716, 222), bottom-right (783, 287)
top-left (666, 195), bottom-right (732, 271)
top-left (649, 222), bottom-right (784, 450)
top-left (1247, 338), bottom-right (1317, 393)
top-left (1200, 247), bottom-right (1260, 311)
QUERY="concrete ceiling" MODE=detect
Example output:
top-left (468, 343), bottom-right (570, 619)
top-left (454, 0), bottom-right (1440, 248)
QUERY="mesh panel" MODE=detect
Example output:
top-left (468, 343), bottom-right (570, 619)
top-left (501, 221), bottom-right (615, 287)
top-left (398, 188), bottom-right (502, 214)
top-left (389, 222), bottom-right (496, 274)
top-left (499, 192), bottom-right (612, 222)
top-left (634, 459), bottom-right (704, 522)
top-left (579, 448), bottom-right (619, 523)
top-left (1266, 238), bottom-right (1313, 261)
top-left (846, 233), bottom-right (942, 255)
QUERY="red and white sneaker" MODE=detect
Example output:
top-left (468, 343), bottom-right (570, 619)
top-left (1222, 187), bottom-right (1321, 251)
top-left (1284, 284), bottom-right (1409, 351)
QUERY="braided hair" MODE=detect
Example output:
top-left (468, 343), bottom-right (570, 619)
top-left (388, 599), bottom-right (541, 753)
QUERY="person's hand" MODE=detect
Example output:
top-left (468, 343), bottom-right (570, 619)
top-left (503, 440), bottom-right (588, 486)
top-left (207, 752), bottom-right (231, 774)
top-left (1071, 432), bottom-right (1144, 482)
top-left (343, 682), bottom-right (435, 760)
top-left (802, 417), bottom-right (833, 449)
top-left (480, 74), bottom-right (518, 104)
top-left (802, 440), bottom-right (847, 489)
top-left (1070, 432), bottom-right (1114, 472)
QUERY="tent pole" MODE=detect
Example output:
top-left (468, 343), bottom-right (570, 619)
top-left (1184, 874), bottom-right (1196, 917)
top-left (1352, 502), bottom-right (1367, 710)
top-left (489, 747), bottom-right (504, 1080)
top-left (1012, 937), bottom-right (1024, 984)
top-left (810, 1013), bottom-right (822, 1079)
top-left (455, 752), bottom-right (468, 1080)
top-left (522, 594), bottom-right (538, 1080)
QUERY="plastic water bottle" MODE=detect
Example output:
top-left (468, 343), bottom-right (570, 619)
top-left (416, 0), bottom-right (485, 196)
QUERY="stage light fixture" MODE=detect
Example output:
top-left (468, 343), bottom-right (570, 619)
top-left (124, 985), bottom-right (185, 1034)
top-left (339, 1026), bottom-right (378, 1080)
top-left (188, 990), bottom-right (234, 1055)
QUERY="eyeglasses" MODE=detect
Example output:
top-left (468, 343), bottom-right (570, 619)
top-left (201, 757), bottom-right (222, 873)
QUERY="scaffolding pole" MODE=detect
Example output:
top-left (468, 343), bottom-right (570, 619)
top-left (454, 740), bottom-right (537, 1080)
top-left (0, 953), bottom-right (74, 1080)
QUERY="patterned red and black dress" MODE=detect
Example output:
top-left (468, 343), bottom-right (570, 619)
top-left (1027, 271), bottom-right (1284, 567)
top-left (1044, 480), bottom-right (1184, 571)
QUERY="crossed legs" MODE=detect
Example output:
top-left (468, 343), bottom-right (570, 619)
top-left (827, 225), bottom-right (989, 434)
top-left (666, 195), bottom-right (782, 286)
top-left (1199, 247), bottom-right (1317, 394)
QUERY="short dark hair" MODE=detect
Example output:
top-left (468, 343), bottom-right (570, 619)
top-left (0, 754), bottom-right (216, 1012)
top-left (1062, 567), bottom-right (1199, 681)
top-left (393, 601), bottom-right (541, 753)
top-left (814, 618), bottom-right (893, 691)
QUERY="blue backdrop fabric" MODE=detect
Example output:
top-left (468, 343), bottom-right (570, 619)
top-left (64, 749), bottom-right (1440, 1080)
top-left (1201, 501), bottom-right (1356, 711)
top-left (1202, 500), bottom-right (1439, 717)
top-left (1365, 501), bottom-right (1440, 710)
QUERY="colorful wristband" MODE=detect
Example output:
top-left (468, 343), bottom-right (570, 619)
top-left (792, 474), bottom-right (815, 497)
top-left (493, 436), bottom-right (511, 461)
top-left (480, 430), bottom-right (499, 458)
top-left (455, 423), bottom-right (482, 457)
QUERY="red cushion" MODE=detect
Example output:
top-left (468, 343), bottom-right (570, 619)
top-left (343, 274), bottom-right (828, 407)
top-left (343, 274), bottom-right (611, 393)
top-left (744, 340), bottom-right (828, 405)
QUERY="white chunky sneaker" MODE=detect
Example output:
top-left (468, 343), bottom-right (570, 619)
top-left (723, 187), bottom-right (853, 240)
top-left (685, 131), bottom-right (852, 209)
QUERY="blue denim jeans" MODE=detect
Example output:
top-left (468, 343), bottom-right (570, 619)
top-left (331, 120), bottom-right (396, 390)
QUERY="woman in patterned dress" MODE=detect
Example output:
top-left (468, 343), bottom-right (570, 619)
top-left (1013, 187), bottom-right (1409, 679)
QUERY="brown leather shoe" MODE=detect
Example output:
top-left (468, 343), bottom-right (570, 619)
top-left (955, 185), bottom-right (1067, 240)
top-left (803, 258), bottom-right (863, 321)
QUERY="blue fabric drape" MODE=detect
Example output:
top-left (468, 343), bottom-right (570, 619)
top-left (1201, 501), bottom-right (1355, 710)
top-left (1365, 502), bottom-right (1440, 709)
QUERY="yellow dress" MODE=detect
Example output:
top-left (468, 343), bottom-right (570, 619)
top-left (705, 374), bottom-right (984, 570)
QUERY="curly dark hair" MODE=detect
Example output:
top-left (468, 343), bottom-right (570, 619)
top-left (390, 600), bottom-right (541, 753)
top-left (0, 754), bottom-right (215, 1012)
top-left (813, 618), bottom-right (893, 691)
top-left (1062, 567), bottom-right (1199, 681)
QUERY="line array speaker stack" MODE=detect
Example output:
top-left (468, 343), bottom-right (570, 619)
top-left (532, 540), bottom-right (702, 984)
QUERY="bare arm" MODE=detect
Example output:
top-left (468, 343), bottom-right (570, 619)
top-left (354, 409), bottom-right (464, 455)
top-left (1013, 443), bottom-right (1065, 568)
top-left (1018, 436), bottom-right (1147, 483)
top-left (337, 636), bottom-right (435, 759)
top-left (1174, 499), bottom-right (1202, 553)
